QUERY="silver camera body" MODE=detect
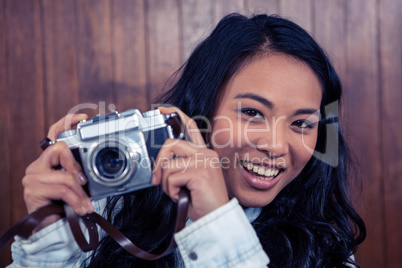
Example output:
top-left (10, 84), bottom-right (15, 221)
top-left (56, 109), bottom-right (185, 200)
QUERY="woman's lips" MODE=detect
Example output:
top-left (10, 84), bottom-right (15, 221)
top-left (239, 160), bottom-right (284, 190)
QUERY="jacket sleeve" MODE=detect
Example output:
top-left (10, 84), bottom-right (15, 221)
top-left (9, 218), bottom-right (84, 268)
top-left (8, 199), bottom-right (106, 268)
top-left (174, 198), bottom-right (269, 268)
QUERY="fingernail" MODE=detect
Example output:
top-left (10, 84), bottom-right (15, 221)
top-left (158, 106), bottom-right (175, 113)
top-left (77, 113), bottom-right (88, 120)
top-left (151, 174), bottom-right (157, 185)
top-left (78, 172), bottom-right (87, 185)
top-left (77, 206), bottom-right (86, 215)
top-left (86, 201), bottom-right (95, 214)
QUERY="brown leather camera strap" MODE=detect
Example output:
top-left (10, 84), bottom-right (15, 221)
top-left (0, 204), bottom-right (66, 243)
top-left (0, 188), bottom-right (190, 261)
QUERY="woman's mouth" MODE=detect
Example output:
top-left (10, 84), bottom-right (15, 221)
top-left (239, 160), bottom-right (285, 190)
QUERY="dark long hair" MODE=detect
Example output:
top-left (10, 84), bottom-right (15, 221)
top-left (88, 13), bottom-right (366, 267)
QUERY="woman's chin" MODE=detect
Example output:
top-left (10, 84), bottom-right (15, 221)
top-left (236, 194), bottom-right (276, 208)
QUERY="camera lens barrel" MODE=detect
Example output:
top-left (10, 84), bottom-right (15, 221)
top-left (95, 147), bottom-right (127, 179)
top-left (91, 142), bottom-right (134, 186)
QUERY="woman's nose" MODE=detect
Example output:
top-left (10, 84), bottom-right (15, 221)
top-left (255, 125), bottom-right (288, 158)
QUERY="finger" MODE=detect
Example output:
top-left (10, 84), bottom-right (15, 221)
top-left (24, 181), bottom-right (90, 216)
top-left (160, 157), bottom-right (193, 199)
top-left (36, 170), bottom-right (90, 200)
top-left (158, 106), bottom-right (206, 147)
top-left (159, 150), bottom-right (224, 196)
top-left (22, 170), bottom-right (93, 212)
top-left (163, 171), bottom-right (190, 202)
top-left (161, 158), bottom-right (220, 202)
top-left (39, 142), bottom-right (82, 173)
top-left (48, 113), bottom-right (88, 141)
top-left (152, 139), bottom-right (198, 185)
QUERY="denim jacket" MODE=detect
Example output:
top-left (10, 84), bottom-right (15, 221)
top-left (9, 198), bottom-right (269, 267)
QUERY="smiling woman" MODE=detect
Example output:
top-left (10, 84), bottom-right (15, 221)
top-left (9, 13), bottom-right (366, 268)
top-left (211, 54), bottom-right (322, 208)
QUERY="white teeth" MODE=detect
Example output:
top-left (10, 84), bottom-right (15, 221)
top-left (241, 161), bottom-right (282, 179)
top-left (264, 169), bottom-right (274, 177)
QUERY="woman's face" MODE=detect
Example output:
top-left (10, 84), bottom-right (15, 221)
top-left (211, 54), bottom-right (322, 207)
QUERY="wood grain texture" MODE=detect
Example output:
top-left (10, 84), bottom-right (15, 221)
top-left (145, 0), bottom-right (181, 104)
top-left (245, 0), bottom-right (280, 15)
top-left (279, 0), bottom-right (313, 34)
top-left (344, 0), bottom-right (384, 267)
top-left (180, 0), bottom-right (214, 61)
top-left (4, 0), bottom-right (45, 224)
top-left (1, 1), bottom-right (46, 264)
top-left (213, 0), bottom-right (245, 24)
top-left (313, 0), bottom-right (347, 80)
top-left (380, 0), bottom-right (402, 267)
top-left (75, 0), bottom-right (114, 117)
top-left (0, 0), bottom-right (11, 264)
top-left (41, 0), bottom-right (79, 127)
top-left (111, 0), bottom-right (148, 112)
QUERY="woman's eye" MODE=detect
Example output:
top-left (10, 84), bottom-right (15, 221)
top-left (292, 119), bottom-right (314, 129)
top-left (241, 108), bottom-right (264, 118)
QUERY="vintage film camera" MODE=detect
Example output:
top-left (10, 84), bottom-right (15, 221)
top-left (56, 109), bottom-right (186, 199)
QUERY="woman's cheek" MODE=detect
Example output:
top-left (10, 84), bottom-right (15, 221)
top-left (294, 132), bottom-right (318, 166)
top-left (211, 118), bottom-right (241, 149)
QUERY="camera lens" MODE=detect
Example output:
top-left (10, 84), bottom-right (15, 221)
top-left (95, 147), bottom-right (127, 180)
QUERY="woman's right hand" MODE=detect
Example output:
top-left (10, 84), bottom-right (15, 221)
top-left (22, 114), bottom-right (94, 221)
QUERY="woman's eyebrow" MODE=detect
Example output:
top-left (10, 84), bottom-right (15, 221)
top-left (293, 108), bottom-right (320, 117)
top-left (234, 93), bottom-right (273, 109)
top-left (234, 93), bottom-right (320, 116)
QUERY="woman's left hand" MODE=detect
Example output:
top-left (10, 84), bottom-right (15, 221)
top-left (152, 107), bottom-right (229, 221)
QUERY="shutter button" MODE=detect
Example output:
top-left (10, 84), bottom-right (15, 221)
top-left (189, 252), bottom-right (198, 261)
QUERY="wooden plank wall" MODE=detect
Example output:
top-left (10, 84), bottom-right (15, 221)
top-left (0, 0), bottom-right (401, 267)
